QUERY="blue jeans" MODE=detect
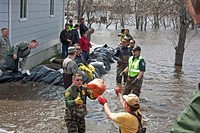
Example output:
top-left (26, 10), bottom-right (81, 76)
top-left (82, 51), bottom-right (89, 62)
top-left (61, 44), bottom-right (69, 58)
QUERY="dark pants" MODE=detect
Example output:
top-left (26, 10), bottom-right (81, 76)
top-left (82, 51), bottom-right (89, 62)
top-left (63, 73), bottom-right (73, 89)
top-left (61, 44), bottom-right (69, 58)
top-left (123, 76), bottom-right (143, 97)
top-left (116, 64), bottom-right (127, 84)
top-left (5, 54), bottom-right (19, 72)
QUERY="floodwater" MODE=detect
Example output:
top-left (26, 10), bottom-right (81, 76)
top-left (0, 26), bottom-right (200, 133)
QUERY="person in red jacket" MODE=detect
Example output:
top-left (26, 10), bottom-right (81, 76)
top-left (78, 31), bottom-right (91, 62)
top-left (188, 0), bottom-right (200, 24)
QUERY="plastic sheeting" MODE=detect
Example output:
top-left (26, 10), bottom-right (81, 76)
top-left (0, 45), bottom-right (116, 86)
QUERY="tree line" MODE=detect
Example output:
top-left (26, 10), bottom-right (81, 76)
top-left (65, 0), bottom-right (198, 67)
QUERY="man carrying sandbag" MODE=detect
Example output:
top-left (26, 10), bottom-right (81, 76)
top-left (64, 73), bottom-right (97, 133)
top-left (97, 86), bottom-right (146, 133)
top-left (4, 40), bottom-right (38, 72)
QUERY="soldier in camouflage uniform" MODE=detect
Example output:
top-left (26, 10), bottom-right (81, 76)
top-left (0, 28), bottom-right (10, 69)
top-left (114, 38), bottom-right (131, 93)
top-left (4, 40), bottom-right (38, 72)
top-left (62, 46), bottom-right (79, 89)
top-left (64, 73), bottom-right (97, 133)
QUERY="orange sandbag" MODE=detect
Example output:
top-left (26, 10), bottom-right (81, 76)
top-left (87, 78), bottom-right (106, 96)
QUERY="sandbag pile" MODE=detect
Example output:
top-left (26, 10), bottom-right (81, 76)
top-left (89, 44), bottom-right (115, 71)
top-left (14, 44), bottom-right (116, 86)
top-left (22, 65), bottom-right (63, 86)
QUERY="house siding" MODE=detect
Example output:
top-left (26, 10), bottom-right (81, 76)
top-left (0, 0), bottom-right (9, 28)
top-left (11, 0), bottom-right (64, 68)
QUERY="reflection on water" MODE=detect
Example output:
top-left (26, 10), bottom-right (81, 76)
top-left (0, 27), bottom-right (200, 133)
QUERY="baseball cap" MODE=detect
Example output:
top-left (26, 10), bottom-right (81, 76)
top-left (68, 46), bottom-right (76, 54)
top-left (123, 94), bottom-right (140, 107)
top-left (132, 46), bottom-right (141, 51)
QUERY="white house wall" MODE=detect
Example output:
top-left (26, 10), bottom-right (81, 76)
top-left (0, 0), bottom-right (9, 28)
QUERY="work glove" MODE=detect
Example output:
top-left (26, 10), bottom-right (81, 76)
top-left (98, 97), bottom-right (107, 105)
top-left (131, 78), bottom-right (139, 85)
top-left (74, 93), bottom-right (83, 105)
top-left (93, 93), bottom-right (99, 98)
top-left (87, 89), bottom-right (98, 99)
top-left (115, 86), bottom-right (121, 95)
top-left (119, 71), bottom-right (125, 77)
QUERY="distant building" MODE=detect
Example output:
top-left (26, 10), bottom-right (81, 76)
top-left (0, 0), bottom-right (65, 69)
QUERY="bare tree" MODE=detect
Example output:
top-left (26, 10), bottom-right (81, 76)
top-left (65, 0), bottom-right (72, 22)
top-left (174, 0), bottom-right (191, 67)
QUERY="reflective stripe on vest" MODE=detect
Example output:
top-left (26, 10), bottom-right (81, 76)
top-left (128, 56), bottom-right (143, 77)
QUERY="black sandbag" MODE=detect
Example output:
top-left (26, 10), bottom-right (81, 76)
top-left (90, 62), bottom-right (107, 75)
top-left (50, 75), bottom-right (63, 86)
top-left (0, 71), bottom-right (25, 83)
top-left (81, 71), bottom-right (92, 84)
top-left (39, 71), bottom-right (62, 84)
top-left (24, 65), bottom-right (55, 82)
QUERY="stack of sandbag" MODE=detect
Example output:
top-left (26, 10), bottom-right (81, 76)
top-left (22, 65), bottom-right (63, 86)
top-left (89, 44), bottom-right (115, 72)
top-left (0, 44), bottom-right (116, 87)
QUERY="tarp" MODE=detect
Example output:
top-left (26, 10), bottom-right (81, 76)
top-left (170, 83), bottom-right (200, 133)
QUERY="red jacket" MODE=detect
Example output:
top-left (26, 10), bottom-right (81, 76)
top-left (79, 36), bottom-right (90, 52)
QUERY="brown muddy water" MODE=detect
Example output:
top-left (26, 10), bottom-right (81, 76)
top-left (0, 27), bottom-right (200, 133)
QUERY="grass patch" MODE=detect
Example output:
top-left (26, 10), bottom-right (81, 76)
top-left (40, 54), bottom-right (61, 65)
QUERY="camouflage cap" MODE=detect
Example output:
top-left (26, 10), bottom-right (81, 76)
top-left (68, 46), bottom-right (76, 54)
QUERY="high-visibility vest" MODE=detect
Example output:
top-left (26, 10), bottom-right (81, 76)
top-left (128, 56), bottom-right (143, 77)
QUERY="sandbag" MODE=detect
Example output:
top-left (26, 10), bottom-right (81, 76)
top-left (86, 78), bottom-right (106, 96)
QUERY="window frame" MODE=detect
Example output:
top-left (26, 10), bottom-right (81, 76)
top-left (49, 0), bottom-right (55, 17)
top-left (20, 0), bottom-right (28, 21)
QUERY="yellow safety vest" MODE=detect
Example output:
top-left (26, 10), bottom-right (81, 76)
top-left (128, 56), bottom-right (143, 77)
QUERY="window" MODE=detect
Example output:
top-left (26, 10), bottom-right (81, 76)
top-left (50, 0), bottom-right (54, 16)
top-left (20, 0), bottom-right (27, 18)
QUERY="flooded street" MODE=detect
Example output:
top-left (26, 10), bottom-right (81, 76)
top-left (0, 26), bottom-right (200, 133)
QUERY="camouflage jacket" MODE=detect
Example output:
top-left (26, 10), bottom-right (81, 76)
top-left (13, 41), bottom-right (31, 58)
top-left (62, 57), bottom-right (79, 74)
top-left (64, 84), bottom-right (96, 107)
top-left (0, 36), bottom-right (10, 57)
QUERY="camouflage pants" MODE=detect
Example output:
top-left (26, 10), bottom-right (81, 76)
top-left (0, 55), bottom-right (6, 64)
top-left (65, 109), bottom-right (86, 133)
top-left (0, 55), bottom-right (18, 71)
top-left (116, 64), bottom-right (127, 84)
top-left (0, 56), bottom-right (7, 70)
top-left (123, 76), bottom-right (143, 97)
